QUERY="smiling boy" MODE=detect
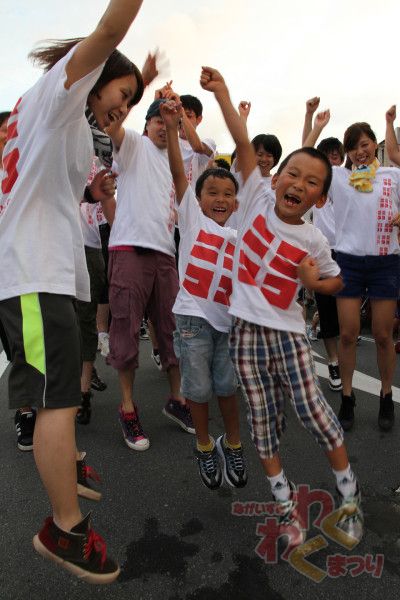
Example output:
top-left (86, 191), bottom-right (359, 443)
top-left (200, 66), bottom-right (363, 550)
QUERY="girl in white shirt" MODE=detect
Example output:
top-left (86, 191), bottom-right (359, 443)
top-left (0, 0), bottom-right (145, 583)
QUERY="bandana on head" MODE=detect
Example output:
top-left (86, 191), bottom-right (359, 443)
top-left (85, 107), bottom-right (113, 169)
top-left (348, 157), bottom-right (380, 193)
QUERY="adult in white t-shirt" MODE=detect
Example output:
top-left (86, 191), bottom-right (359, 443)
top-left (107, 98), bottom-right (194, 451)
top-left (0, 0), bottom-right (144, 581)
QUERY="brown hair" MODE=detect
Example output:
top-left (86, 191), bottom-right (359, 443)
top-left (29, 38), bottom-right (144, 107)
top-left (343, 122), bottom-right (377, 153)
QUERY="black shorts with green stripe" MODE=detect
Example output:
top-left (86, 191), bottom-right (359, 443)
top-left (0, 293), bottom-right (82, 409)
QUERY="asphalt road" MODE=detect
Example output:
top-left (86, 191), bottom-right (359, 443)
top-left (0, 335), bottom-right (400, 600)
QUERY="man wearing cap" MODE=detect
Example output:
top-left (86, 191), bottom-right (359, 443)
top-left (106, 99), bottom-right (194, 451)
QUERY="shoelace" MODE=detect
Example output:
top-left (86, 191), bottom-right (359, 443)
top-left (83, 465), bottom-right (101, 483)
top-left (201, 452), bottom-right (219, 475)
top-left (225, 448), bottom-right (245, 472)
top-left (124, 415), bottom-right (145, 438)
top-left (84, 529), bottom-right (107, 568)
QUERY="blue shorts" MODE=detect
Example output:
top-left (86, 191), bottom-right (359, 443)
top-left (173, 314), bottom-right (237, 403)
top-left (336, 252), bottom-right (400, 299)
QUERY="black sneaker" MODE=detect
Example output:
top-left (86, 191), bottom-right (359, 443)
top-left (15, 408), bottom-right (36, 451)
top-left (91, 367), bottom-right (107, 392)
top-left (328, 363), bottom-right (342, 392)
top-left (336, 484), bottom-right (363, 545)
top-left (76, 392), bottom-right (92, 426)
top-left (338, 391), bottom-right (355, 431)
top-left (162, 398), bottom-right (195, 434)
top-left (195, 443), bottom-right (222, 490)
top-left (378, 390), bottom-right (395, 431)
top-left (77, 454), bottom-right (102, 501)
top-left (216, 435), bottom-right (248, 488)
top-left (33, 513), bottom-right (120, 584)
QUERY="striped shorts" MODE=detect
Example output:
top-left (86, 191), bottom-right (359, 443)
top-left (230, 318), bottom-right (344, 459)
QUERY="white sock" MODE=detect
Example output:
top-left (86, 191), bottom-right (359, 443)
top-left (333, 465), bottom-right (357, 499)
top-left (267, 470), bottom-right (291, 501)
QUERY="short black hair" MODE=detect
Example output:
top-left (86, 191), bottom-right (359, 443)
top-left (277, 147), bottom-right (332, 196)
top-left (180, 94), bottom-right (203, 118)
top-left (214, 158), bottom-right (231, 171)
top-left (195, 168), bottom-right (238, 197)
top-left (251, 134), bottom-right (282, 167)
top-left (0, 111), bottom-right (11, 128)
top-left (317, 137), bottom-right (345, 162)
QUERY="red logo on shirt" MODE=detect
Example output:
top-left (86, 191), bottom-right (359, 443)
top-left (182, 231), bottom-right (234, 306)
top-left (238, 214), bottom-right (307, 309)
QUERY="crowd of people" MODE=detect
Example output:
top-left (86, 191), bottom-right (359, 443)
top-left (1, 0), bottom-right (400, 586)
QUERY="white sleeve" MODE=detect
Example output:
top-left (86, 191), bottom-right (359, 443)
top-left (311, 228), bottom-right (341, 278)
top-left (177, 186), bottom-right (202, 234)
top-left (114, 129), bottom-right (141, 171)
top-left (41, 43), bottom-right (105, 128)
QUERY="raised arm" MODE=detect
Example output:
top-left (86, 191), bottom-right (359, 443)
top-left (65, 0), bottom-right (144, 89)
top-left (200, 67), bottom-right (256, 183)
top-left (303, 109), bottom-right (331, 148)
top-left (160, 101), bottom-right (188, 203)
top-left (386, 105), bottom-right (400, 167)
top-left (301, 97), bottom-right (320, 145)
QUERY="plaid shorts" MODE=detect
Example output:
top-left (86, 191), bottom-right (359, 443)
top-left (230, 318), bottom-right (344, 459)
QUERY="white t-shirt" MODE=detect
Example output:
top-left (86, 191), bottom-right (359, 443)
top-left (179, 137), bottom-right (216, 191)
top-left (229, 168), bottom-right (340, 334)
top-left (80, 157), bottom-right (107, 249)
top-left (173, 186), bottom-right (237, 333)
top-left (329, 166), bottom-right (400, 256)
top-left (109, 130), bottom-right (176, 256)
top-left (312, 200), bottom-right (335, 248)
top-left (227, 168), bottom-right (272, 230)
top-left (0, 45), bottom-right (103, 302)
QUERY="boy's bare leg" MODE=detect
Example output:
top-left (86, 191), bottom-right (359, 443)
top-left (259, 453), bottom-right (283, 477)
top-left (323, 337), bottom-right (339, 363)
top-left (118, 368), bottom-right (136, 413)
top-left (326, 443), bottom-right (349, 471)
top-left (218, 394), bottom-right (240, 446)
top-left (34, 407), bottom-right (82, 531)
top-left (96, 303), bottom-right (109, 334)
top-left (186, 400), bottom-right (209, 445)
top-left (81, 360), bottom-right (93, 394)
top-left (167, 365), bottom-right (186, 404)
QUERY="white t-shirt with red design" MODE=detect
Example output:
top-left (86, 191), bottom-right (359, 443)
top-left (0, 45), bottom-right (104, 302)
top-left (329, 166), bottom-right (400, 256)
top-left (80, 157), bottom-right (107, 249)
top-left (229, 168), bottom-right (340, 334)
top-left (173, 186), bottom-right (237, 333)
top-left (109, 130), bottom-right (176, 256)
top-left (179, 137), bottom-right (216, 191)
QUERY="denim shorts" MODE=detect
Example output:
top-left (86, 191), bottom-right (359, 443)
top-left (173, 314), bottom-right (237, 403)
top-left (336, 252), bottom-right (400, 299)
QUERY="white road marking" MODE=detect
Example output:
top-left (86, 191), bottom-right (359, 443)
top-left (311, 350), bottom-right (400, 403)
top-left (0, 351), bottom-right (9, 379)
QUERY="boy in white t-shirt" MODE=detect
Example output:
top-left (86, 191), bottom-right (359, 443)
top-left (200, 67), bottom-right (363, 550)
top-left (160, 100), bottom-right (247, 490)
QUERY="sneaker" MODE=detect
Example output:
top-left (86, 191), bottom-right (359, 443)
top-left (336, 485), bottom-right (363, 545)
top-left (139, 321), bottom-right (149, 341)
top-left (151, 349), bottom-right (162, 371)
top-left (15, 408), bottom-right (36, 451)
top-left (162, 398), bottom-right (195, 434)
top-left (274, 483), bottom-right (306, 553)
top-left (328, 363), bottom-right (342, 392)
top-left (98, 333), bottom-right (110, 358)
top-left (306, 325), bottom-right (318, 341)
top-left (195, 443), bottom-right (222, 490)
top-left (378, 390), bottom-right (395, 431)
top-left (216, 435), bottom-right (248, 488)
top-left (338, 391), bottom-right (355, 431)
top-left (91, 366), bottom-right (107, 392)
top-left (33, 513), bottom-right (120, 584)
top-left (76, 392), bottom-right (92, 426)
top-left (118, 404), bottom-right (150, 451)
top-left (77, 453), bottom-right (102, 501)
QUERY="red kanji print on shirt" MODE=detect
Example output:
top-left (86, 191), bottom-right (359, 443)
top-left (238, 214), bottom-right (307, 310)
top-left (1, 98), bottom-right (22, 197)
top-left (182, 231), bottom-right (234, 305)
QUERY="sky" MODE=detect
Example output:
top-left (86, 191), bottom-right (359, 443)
top-left (1, 0), bottom-right (399, 159)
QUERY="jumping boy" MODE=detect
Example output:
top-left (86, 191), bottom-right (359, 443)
top-left (160, 99), bottom-right (247, 490)
top-left (200, 66), bottom-right (363, 546)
